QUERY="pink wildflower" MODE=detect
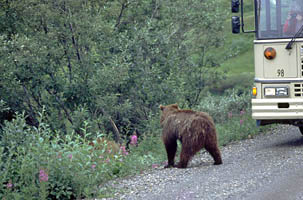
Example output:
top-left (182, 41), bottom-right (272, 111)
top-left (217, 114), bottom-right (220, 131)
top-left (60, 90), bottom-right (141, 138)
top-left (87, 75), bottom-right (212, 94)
top-left (6, 181), bottom-right (13, 189)
top-left (39, 169), bottom-right (49, 182)
top-left (91, 164), bottom-right (96, 170)
top-left (130, 135), bottom-right (138, 146)
top-left (240, 119), bottom-right (244, 125)
top-left (68, 154), bottom-right (73, 160)
top-left (152, 164), bottom-right (159, 169)
top-left (120, 145), bottom-right (129, 156)
top-left (240, 110), bottom-right (245, 116)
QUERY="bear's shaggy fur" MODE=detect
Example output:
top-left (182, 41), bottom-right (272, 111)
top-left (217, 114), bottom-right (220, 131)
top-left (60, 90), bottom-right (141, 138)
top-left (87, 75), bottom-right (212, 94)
top-left (160, 104), bottom-right (222, 168)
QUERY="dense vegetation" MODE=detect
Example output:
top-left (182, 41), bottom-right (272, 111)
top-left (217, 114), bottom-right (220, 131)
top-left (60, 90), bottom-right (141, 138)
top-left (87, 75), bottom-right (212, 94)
top-left (0, 0), bottom-right (260, 199)
top-left (0, 0), bottom-right (228, 134)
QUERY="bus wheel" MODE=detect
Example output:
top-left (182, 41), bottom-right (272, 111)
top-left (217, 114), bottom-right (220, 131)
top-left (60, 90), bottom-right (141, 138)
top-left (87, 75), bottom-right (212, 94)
top-left (299, 127), bottom-right (303, 135)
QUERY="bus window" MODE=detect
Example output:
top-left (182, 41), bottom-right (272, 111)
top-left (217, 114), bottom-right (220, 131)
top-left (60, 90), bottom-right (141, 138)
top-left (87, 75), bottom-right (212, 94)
top-left (257, 0), bottom-right (303, 39)
top-left (283, 0), bottom-right (303, 36)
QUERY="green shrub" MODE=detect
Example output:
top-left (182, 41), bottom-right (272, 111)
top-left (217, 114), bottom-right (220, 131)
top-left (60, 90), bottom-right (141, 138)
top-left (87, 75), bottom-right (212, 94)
top-left (0, 109), bottom-right (168, 199)
top-left (210, 73), bottom-right (254, 94)
top-left (216, 112), bottom-right (259, 146)
top-left (0, 112), bottom-right (129, 199)
top-left (197, 89), bottom-right (251, 123)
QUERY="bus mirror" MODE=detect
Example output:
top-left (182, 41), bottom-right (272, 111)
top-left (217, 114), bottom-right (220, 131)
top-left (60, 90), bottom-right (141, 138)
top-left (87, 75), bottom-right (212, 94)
top-left (232, 16), bottom-right (240, 34)
top-left (231, 0), bottom-right (240, 13)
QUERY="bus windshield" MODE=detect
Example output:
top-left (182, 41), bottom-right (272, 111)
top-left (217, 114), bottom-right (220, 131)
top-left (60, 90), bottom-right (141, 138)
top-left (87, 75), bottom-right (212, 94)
top-left (257, 0), bottom-right (303, 39)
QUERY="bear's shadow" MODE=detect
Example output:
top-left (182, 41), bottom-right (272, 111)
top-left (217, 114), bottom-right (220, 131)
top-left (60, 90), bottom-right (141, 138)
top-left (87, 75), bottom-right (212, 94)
top-left (188, 161), bottom-right (213, 168)
top-left (158, 160), bottom-right (214, 170)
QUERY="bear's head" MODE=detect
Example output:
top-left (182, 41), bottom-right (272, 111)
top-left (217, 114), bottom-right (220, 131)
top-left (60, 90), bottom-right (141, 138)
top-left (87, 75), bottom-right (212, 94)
top-left (159, 104), bottom-right (179, 124)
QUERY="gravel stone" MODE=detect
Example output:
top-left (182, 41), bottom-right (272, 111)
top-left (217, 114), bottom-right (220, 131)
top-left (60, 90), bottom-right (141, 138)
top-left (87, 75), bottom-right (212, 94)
top-left (102, 125), bottom-right (303, 200)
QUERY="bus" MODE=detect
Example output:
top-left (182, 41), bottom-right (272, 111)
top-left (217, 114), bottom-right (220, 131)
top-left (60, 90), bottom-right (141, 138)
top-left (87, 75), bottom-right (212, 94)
top-left (232, 0), bottom-right (303, 134)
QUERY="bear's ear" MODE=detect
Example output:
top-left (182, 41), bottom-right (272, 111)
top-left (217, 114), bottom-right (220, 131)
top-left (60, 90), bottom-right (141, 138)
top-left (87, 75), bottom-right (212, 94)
top-left (159, 105), bottom-right (165, 111)
top-left (172, 104), bottom-right (179, 109)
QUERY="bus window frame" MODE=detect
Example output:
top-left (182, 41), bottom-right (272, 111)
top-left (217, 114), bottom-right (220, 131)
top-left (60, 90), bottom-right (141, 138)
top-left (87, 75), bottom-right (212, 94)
top-left (255, 0), bottom-right (298, 40)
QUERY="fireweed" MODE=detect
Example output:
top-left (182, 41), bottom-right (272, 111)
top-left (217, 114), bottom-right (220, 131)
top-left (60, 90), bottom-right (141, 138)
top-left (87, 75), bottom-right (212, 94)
top-left (0, 113), bottom-right (141, 199)
top-left (39, 169), bottom-right (49, 182)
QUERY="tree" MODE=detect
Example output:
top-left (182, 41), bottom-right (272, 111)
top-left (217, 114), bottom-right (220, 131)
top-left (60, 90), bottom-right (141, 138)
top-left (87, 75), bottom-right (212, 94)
top-left (0, 0), bottom-right (226, 137)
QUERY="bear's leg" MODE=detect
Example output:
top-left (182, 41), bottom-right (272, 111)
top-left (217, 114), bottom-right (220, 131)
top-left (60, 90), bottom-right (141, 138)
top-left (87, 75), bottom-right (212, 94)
top-left (178, 151), bottom-right (190, 168)
top-left (205, 142), bottom-right (222, 165)
top-left (164, 139), bottom-right (177, 168)
top-left (177, 144), bottom-right (193, 168)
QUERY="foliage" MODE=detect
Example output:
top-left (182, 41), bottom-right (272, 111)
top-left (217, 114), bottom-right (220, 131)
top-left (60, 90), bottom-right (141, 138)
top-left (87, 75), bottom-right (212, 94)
top-left (0, 0), bottom-right (226, 137)
top-left (0, 111), bottom-right (166, 199)
top-left (0, 100), bottom-right (9, 112)
top-left (0, 100), bottom-right (11, 129)
top-left (0, 111), bottom-right (124, 199)
top-left (0, 0), bottom-right (264, 198)
top-left (209, 73), bottom-right (254, 94)
top-left (197, 89), bottom-right (251, 123)
top-left (0, 88), bottom-right (268, 199)
top-left (216, 112), bottom-right (259, 146)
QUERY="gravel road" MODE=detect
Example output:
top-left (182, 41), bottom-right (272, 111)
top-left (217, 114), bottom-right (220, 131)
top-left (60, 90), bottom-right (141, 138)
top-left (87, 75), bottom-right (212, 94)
top-left (104, 125), bottom-right (303, 200)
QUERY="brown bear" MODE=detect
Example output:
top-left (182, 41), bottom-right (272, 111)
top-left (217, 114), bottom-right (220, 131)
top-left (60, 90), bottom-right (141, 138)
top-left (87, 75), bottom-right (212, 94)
top-left (160, 104), bottom-right (222, 168)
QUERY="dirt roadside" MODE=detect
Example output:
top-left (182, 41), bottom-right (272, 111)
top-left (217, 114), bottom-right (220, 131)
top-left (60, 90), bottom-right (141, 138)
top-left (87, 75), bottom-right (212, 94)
top-left (104, 125), bottom-right (303, 200)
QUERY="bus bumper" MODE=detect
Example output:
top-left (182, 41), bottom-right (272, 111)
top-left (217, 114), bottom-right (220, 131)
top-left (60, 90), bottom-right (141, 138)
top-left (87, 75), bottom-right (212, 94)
top-left (252, 98), bottom-right (303, 125)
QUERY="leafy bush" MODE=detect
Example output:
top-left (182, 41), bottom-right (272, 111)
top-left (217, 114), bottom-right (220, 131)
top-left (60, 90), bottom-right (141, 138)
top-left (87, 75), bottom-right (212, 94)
top-left (216, 111), bottom-right (259, 146)
top-left (197, 89), bottom-right (251, 123)
top-left (0, 111), bottom-right (129, 199)
top-left (210, 73), bottom-right (254, 94)
top-left (0, 110), bottom-right (167, 199)
top-left (0, 0), bottom-right (226, 138)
